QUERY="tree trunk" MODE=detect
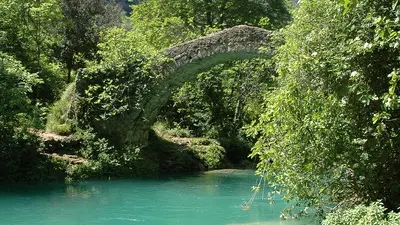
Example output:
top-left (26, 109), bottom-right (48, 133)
top-left (67, 67), bottom-right (72, 83)
top-left (205, 0), bottom-right (213, 27)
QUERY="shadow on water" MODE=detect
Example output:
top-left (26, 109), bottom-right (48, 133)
top-left (0, 183), bottom-right (102, 200)
top-left (0, 182), bottom-right (66, 196)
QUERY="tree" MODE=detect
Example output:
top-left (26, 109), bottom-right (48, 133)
top-left (0, 52), bottom-right (45, 182)
top-left (59, 0), bottom-right (125, 82)
top-left (130, 0), bottom-right (291, 49)
top-left (248, 0), bottom-right (400, 214)
top-left (0, 0), bottom-right (66, 103)
top-left (0, 0), bottom-right (62, 66)
top-left (0, 52), bottom-right (41, 127)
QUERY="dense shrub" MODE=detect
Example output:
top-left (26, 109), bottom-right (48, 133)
top-left (63, 128), bottom-right (159, 180)
top-left (249, 0), bottom-right (400, 213)
top-left (77, 58), bottom-right (151, 123)
top-left (323, 201), bottom-right (400, 225)
top-left (0, 128), bottom-right (46, 182)
top-left (189, 141), bottom-right (226, 169)
top-left (0, 52), bottom-right (41, 125)
top-left (0, 52), bottom-right (48, 182)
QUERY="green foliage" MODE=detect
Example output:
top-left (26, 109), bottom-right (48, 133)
top-left (75, 23), bottom-right (165, 126)
top-left (189, 141), bottom-right (226, 169)
top-left (0, 128), bottom-right (46, 183)
top-left (161, 59), bottom-right (274, 138)
top-left (0, 52), bottom-right (52, 182)
top-left (77, 57), bottom-right (152, 123)
top-left (73, 0), bottom-right (287, 167)
top-left (249, 0), bottom-right (400, 213)
top-left (166, 126), bottom-right (193, 138)
top-left (66, 128), bottom-right (122, 180)
top-left (129, 0), bottom-right (290, 53)
top-left (59, 0), bottom-right (126, 82)
top-left (73, 128), bottom-right (115, 161)
top-left (0, 0), bottom-right (63, 63)
top-left (322, 201), bottom-right (400, 225)
top-left (51, 23), bottom-right (163, 138)
top-left (131, 1), bottom-right (199, 49)
top-left (46, 83), bottom-right (78, 134)
top-left (153, 121), bottom-right (193, 138)
top-left (133, 0), bottom-right (286, 163)
top-left (131, 0), bottom-right (291, 45)
top-left (159, 58), bottom-right (275, 166)
top-left (0, 0), bottom-right (66, 103)
top-left (0, 52), bottom-right (41, 127)
top-left (65, 127), bottom-right (159, 180)
top-left (151, 122), bottom-right (227, 170)
top-left (95, 27), bottom-right (158, 64)
top-left (32, 59), bottom-right (66, 104)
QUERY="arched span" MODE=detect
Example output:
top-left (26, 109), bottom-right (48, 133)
top-left (89, 25), bottom-right (272, 150)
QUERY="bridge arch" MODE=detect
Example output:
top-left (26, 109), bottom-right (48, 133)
top-left (79, 25), bottom-right (272, 150)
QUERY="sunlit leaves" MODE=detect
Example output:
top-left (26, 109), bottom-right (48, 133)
top-left (323, 201), bottom-right (400, 225)
top-left (339, 0), bottom-right (358, 14)
top-left (130, 0), bottom-right (199, 49)
top-left (130, 0), bottom-right (290, 50)
top-left (250, 0), bottom-right (400, 214)
top-left (0, 52), bottom-right (42, 127)
top-left (79, 56), bottom-right (152, 123)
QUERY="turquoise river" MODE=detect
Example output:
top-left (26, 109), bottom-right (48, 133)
top-left (0, 170), bottom-right (310, 225)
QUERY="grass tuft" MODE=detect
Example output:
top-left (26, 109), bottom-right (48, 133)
top-left (46, 83), bottom-right (78, 135)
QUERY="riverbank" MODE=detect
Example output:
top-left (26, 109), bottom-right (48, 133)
top-left (15, 127), bottom-right (253, 183)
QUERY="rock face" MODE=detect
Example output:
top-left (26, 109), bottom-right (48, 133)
top-left (77, 25), bottom-right (272, 150)
top-left (30, 129), bottom-right (80, 155)
top-left (30, 129), bottom-right (86, 165)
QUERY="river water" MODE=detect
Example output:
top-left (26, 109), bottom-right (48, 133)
top-left (0, 170), bottom-right (310, 225)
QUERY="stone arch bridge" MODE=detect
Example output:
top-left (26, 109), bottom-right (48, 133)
top-left (78, 25), bottom-right (272, 150)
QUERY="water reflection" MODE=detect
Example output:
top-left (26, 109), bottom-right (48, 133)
top-left (65, 184), bottom-right (99, 198)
